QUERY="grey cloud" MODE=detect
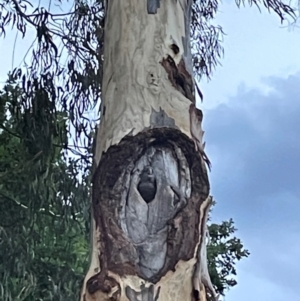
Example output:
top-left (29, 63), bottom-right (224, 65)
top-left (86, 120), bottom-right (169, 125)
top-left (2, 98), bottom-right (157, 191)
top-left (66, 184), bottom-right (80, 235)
top-left (202, 73), bottom-right (300, 298)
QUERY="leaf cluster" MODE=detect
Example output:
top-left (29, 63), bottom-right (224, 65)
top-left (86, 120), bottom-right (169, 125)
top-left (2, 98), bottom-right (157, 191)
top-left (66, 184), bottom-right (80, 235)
top-left (0, 0), bottom-right (104, 157)
top-left (207, 217), bottom-right (250, 296)
top-left (0, 84), bottom-right (90, 301)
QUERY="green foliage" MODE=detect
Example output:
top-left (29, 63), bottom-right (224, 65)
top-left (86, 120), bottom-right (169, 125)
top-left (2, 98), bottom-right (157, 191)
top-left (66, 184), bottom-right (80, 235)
top-left (0, 84), bottom-right (90, 301)
top-left (208, 217), bottom-right (250, 296)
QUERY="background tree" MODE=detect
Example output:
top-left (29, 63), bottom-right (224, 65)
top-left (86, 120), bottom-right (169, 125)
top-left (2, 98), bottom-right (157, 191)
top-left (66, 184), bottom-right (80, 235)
top-left (0, 82), bottom-right (90, 301)
top-left (207, 217), bottom-right (250, 295)
top-left (0, 1), bottom-right (296, 301)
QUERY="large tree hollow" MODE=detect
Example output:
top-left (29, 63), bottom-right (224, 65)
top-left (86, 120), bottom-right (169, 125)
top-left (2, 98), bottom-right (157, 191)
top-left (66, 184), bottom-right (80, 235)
top-left (92, 129), bottom-right (209, 283)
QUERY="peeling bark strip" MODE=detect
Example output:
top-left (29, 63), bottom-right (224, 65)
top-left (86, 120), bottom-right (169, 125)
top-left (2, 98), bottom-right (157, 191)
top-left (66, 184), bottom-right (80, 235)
top-left (189, 104), bottom-right (211, 170)
top-left (81, 1), bottom-right (215, 301)
top-left (161, 56), bottom-right (195, 103)
top-left (193, 197), bottom-right (219, 301)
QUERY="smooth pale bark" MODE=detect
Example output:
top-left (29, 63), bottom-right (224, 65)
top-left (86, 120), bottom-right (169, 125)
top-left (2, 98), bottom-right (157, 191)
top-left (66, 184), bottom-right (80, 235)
top-left (81, 1), bottom-right (217, 301)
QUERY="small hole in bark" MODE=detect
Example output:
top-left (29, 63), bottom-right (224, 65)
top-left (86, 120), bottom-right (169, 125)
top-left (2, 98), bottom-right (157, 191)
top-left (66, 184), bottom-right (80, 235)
top-left (170, 43), bottom-right (179, 55)
top-left (193, 289), bottom-right (199, 301)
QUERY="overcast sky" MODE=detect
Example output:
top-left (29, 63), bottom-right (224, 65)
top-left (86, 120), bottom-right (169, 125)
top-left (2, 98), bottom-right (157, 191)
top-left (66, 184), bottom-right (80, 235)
top-left (1, 1), bottom-right (300, 301)
top-left (201, 2), bottom-right (300, 301)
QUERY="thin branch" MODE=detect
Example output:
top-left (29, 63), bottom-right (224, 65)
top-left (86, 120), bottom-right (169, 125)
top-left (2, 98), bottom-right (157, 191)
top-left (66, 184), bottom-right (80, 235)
top-left (0, 124), bottom-right (21, 138)
top-left (0, 190), bottom-right (63, 218)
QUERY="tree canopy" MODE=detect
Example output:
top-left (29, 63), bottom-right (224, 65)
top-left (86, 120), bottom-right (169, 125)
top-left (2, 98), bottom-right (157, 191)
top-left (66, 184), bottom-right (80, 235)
top-left (0, 83), bottom-right (90, 300)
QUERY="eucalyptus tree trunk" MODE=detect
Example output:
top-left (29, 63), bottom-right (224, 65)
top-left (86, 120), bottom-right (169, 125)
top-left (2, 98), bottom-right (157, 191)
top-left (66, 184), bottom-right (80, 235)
top-left (81, 1), bottom-right (217, 301)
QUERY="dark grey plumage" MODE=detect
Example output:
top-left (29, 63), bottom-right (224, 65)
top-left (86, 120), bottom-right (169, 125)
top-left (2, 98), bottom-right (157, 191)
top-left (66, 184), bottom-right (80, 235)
top-left (137, 167), bottom-right (157, 203)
